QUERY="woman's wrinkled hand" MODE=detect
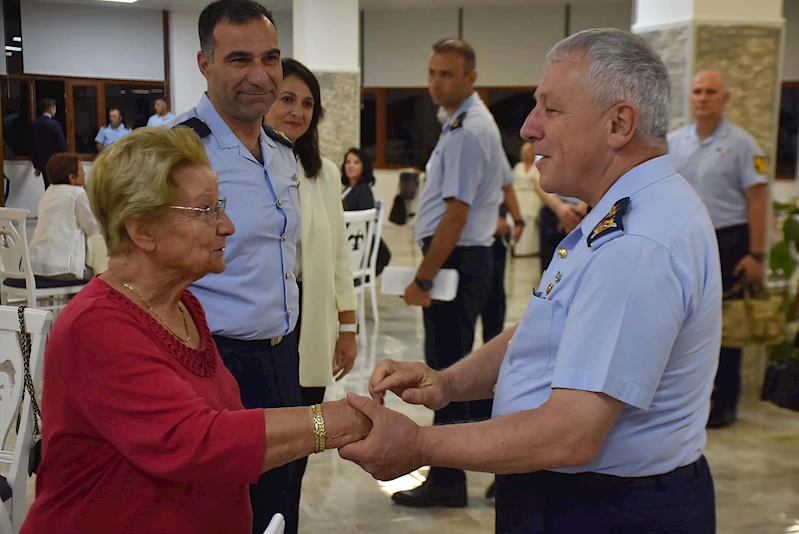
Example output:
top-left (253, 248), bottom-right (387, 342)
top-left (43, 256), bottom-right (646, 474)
top-left (321, 398), bottom-right (372, 449)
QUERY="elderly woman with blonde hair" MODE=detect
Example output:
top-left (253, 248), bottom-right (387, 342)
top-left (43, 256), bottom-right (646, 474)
top-left (20, 127), bottom-right (370, 534)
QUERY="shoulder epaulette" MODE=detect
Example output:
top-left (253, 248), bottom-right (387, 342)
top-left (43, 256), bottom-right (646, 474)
top-left (450, 111), bottom-right (467, 131)
top-left (587, 197), bottom-right (630, 249)
top-left (262, 124), bottom-right (294, 149)
top-left (173, 117), bottom-right (211, 139)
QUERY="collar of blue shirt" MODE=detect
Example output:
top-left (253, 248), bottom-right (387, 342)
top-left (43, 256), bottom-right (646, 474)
top-left (688, 116), bottom-right (732, 143)
top-left (579, 155), bottom-right (677, 240)
top-left (196, 93), bottom-right (277, 151)
top-left (443, 91), bottom-right (481, 132)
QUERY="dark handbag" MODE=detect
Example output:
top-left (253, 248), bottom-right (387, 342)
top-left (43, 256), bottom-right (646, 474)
top-left (761, 358), bottom-right (799, 411)
top-left (388, 195), bottom-right (407, 225)
top-left (16, 306), bottom-right (43, 475)
top-left (376, 239), bottom-right (391, 276)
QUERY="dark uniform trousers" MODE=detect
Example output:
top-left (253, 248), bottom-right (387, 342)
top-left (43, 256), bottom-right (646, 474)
top-left (716, 223), bottom-right (750, 410)
top-left (213, 334), bottom-right (303, 534)
top-left (495, 456), bottom-right (716, 533)
top-left (421, 237), bottom-right (493, 457)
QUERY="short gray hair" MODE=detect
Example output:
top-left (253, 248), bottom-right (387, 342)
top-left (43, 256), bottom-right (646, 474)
top-left (545, 28), bottom-right (670, 149)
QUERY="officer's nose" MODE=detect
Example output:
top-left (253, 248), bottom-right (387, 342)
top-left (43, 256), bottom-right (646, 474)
top-left (520, 106), bottom-right (544, 142)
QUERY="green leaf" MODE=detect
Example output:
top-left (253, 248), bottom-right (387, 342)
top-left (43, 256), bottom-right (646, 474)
top-left (770, 340), bottom-right (797, 361)
top-left (785, 217), bottom-right (799, 247)
top-left (770, 242), bottom-right (796, 278)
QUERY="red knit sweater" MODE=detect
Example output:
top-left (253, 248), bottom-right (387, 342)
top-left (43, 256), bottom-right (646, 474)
top-left (20, 278), bottom-right (266, 534)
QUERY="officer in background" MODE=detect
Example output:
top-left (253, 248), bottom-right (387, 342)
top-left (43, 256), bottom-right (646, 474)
top-left (94, 108), bottom-right (131, 153)
top-left (668, 70), bottom-right (768, 429)
top-left (171, 2), bottom-right (303, 533)
top-left (341, 29), bottom-right (720, 534)
top-left (392, 38), bottom-right (505, 508)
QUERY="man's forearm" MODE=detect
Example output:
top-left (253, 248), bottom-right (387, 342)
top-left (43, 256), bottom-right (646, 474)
top-left (443, 325), bottom-right (516, 402)
top-left (503, 185), bottom-right (523, 222)
top-left (416, 206), bottom-right (468, 280)
top-left (417, 389), bottom-right (606, 475)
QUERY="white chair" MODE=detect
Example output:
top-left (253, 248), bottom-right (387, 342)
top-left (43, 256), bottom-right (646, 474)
top-left (0, 305), bottom-right (52, 533)
top-left (362, 200), bottom-right (385, 325)
top-left (343, 208), bottom-right (377, 344)
top-left (0, 208), bottom-right (88, 312)
top-left (263, 513), bottom-right (285, 534)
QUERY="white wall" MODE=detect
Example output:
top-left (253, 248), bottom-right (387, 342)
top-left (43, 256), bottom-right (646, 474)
top-left (363, 8), bottom-right (459, 87)
top-left (272, 10), bottom-right (294, 60)
top-left (784, 0), bottom-right (799, 80)
top-left (363, 2), bottom-right (632, 88)
top-left (0, 1), bottom-right (6, 76)
top-left (570, 1), bottom-right (633, 33)
top-left (464, 4), bottom-right (565, 87)
top-left (169, 10), bottom-right (205, 116)
top-left (21, 2), bottom-right (164, 81)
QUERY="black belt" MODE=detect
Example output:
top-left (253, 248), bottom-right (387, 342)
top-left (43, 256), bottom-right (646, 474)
top-left (502, 457), bottom-right (707, 493)
top-left (419, 236), bottom-right (491, 255)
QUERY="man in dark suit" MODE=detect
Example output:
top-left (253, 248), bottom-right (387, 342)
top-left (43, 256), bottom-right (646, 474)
top-left (29, 98), bottom-right (68, 189)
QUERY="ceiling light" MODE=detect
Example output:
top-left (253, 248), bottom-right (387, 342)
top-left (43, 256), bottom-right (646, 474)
top-left (99, 0), bottom-right (138, 3)
top-left (4, 46), bottom-right (21, 52)
top-left (12, 37), bottom-right (21, 42)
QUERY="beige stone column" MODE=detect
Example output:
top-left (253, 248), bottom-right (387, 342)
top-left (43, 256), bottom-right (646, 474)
top-left (634, 0), bottom-right (786, 399)
top-left (293, 0), bottom-right (360, 168)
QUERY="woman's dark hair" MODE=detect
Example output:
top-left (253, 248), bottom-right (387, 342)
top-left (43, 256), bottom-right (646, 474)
top-left (283, 58), bottom-right (325, 178)
top-left (46, 153), bottom-right (80, 185)
top-left (340, 148), bottom-right (376, 188)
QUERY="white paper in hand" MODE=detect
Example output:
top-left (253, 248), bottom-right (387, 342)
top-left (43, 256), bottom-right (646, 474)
top-left (380, 267), bottom-right (459, 302)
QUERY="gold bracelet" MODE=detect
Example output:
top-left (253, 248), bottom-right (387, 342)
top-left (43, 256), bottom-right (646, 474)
top-left (311, 404), bottom-right (326, 454)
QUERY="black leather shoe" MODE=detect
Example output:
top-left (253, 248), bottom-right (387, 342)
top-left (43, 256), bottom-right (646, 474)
top-left (391, 476), bottom-right (467, 508)
top-left (707, 405), bottom-right (737, 428)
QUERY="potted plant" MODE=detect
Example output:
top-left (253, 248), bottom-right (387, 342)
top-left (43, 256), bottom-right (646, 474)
top-left (761, 200), bottom-right (799, 411)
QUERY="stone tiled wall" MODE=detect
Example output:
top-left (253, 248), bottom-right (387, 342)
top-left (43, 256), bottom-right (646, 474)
top-left (316, 71), bottom-right (360, 169)
top-left (694, 25), bottom-right (782, 166)
top-left (638, 24), bottom-right (691, 131)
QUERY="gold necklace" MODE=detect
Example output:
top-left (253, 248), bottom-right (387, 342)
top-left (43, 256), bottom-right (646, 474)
top-left (108, 271), bottom-right (191, 343)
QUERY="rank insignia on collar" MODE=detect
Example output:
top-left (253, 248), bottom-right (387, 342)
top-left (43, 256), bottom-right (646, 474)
top-left (450, 111), bottom-right (467, 131)
top-left (587, 197), bottom-right (630, 248)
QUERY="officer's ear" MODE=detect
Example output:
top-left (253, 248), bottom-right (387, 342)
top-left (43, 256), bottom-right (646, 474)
top-left (606, 101), bottom-right (638, 150)
top-left (198, 50), bottom-right (211, 80)
top-left (466, 68), bottom-right (477, 87)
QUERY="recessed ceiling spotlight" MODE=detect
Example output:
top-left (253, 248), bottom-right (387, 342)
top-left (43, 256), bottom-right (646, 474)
top-left (100, 0), bottom-right (138, 3)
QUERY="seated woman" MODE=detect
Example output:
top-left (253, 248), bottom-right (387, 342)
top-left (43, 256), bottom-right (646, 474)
top-left (28, 153), bottom-right (99, 281)
top-left (341, 148), bottom-right (375, 211)
top-left (19, 128), bottom-right (370, 534)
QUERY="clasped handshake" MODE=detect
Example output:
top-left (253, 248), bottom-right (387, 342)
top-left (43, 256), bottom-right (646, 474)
top-left (322, 360), bottom-right (452, 481)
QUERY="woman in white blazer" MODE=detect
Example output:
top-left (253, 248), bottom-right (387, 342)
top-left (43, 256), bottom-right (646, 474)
top-left (29, 153), bottom-right (100, 280)
top-left (265, 59), bottom-right (358, 486)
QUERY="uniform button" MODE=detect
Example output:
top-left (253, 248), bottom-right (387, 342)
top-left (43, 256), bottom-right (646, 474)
top-left (282, 234), bottom-right (287, 242)
top-left (277, 200), bottom-right (283, 207)
top-left (285, 273), bottom-right (290, 280)
top-left (558, 248), bottom-right (567, 259)
top-left (288, 309), bottom-right (292, 315)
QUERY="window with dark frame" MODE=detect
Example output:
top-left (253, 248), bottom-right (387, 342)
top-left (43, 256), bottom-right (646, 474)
top-left (777, 83), bottom-right (799, 181)
top-left (0, 75), bottom-right (166, 159)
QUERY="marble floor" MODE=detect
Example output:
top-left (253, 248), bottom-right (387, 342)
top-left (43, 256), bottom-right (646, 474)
top-left (300, 223), bottom-right (799, 534)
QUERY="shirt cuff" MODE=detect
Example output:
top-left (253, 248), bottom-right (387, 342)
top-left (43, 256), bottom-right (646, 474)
top-left (551, 366), bottom-right (656, 411)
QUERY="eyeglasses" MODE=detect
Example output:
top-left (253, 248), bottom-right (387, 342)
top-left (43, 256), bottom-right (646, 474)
top-left (170, 198), bottom-right (227, 225)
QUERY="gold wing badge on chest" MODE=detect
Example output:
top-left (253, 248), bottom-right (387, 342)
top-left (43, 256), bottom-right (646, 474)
top-left (586, 197), bottom-right (630, 248)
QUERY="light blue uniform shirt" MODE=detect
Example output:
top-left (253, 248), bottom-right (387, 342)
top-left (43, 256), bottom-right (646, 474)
top-left (147, 112), bottom-right (176, 127)
top-left (173, 94), bottom-right (300, 340)
top-left (415, 92), bottom-right (507, 247)
top-left (492, 156), bottom-right (722, 477)
top-left (668, 118), bottom-right (768, 230)
top-left (94, 124), bottom-right (131, 148)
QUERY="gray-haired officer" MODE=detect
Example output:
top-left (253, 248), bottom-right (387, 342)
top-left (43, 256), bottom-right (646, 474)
top-left (668, 70), bottom-right (769, 429)
top-left (341, 29), bottom-right (720, 534)
top-left (392, 38), bottom-right (507, 508)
